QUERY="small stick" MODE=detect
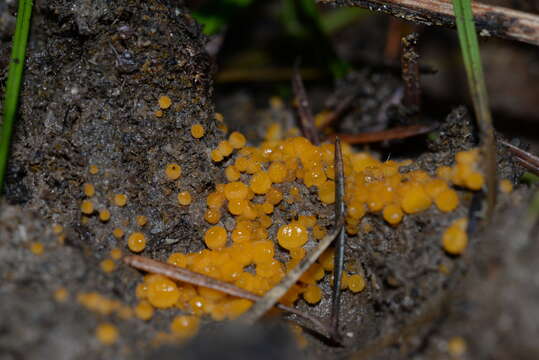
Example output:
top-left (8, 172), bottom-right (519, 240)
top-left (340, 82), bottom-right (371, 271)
top-left (123, 255), bottom-right (330, 334)
top-left (292, 62), bottom-right (321, 145)
top-left (239, 138), bottom-right (345, 333)
top-left (317, 0), bottom-right (539, 46)
top-left (332, 123), bottom-right (434, 144)
top-left (330, 137), bottom-right (346, 342)
top-left (515, 157), bottom-right (539, 175)
top-left (500, 139), bottom-right (539, 169)
top-left (401, 33), bottom-right (421, 111)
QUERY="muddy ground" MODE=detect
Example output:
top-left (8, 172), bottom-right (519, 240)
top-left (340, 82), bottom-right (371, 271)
top-left (1, 0), bottom-right (538, 359)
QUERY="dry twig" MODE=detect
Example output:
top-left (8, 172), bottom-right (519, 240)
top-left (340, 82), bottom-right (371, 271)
top-left (123, 255), bottom-right (331, 334)
top-left (317, 0), bottom-right (539, 46)
top-left (292, 63), bottom-right (321, 145)
top-left (330, 137), bottom-right (346, 342)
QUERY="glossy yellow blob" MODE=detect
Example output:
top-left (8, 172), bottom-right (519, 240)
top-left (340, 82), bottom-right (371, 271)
top-left (170, 315), bottom-right (200, 338)
top-left (303, 284), bottom-right (322, 304)
top-left (100, 259), bottom-right (116, 273)
top-left (266, 187), bottom-right (283, 205)
top-left (165, 163), bottom-right (182, 180)
top-left (114, 194), bottom-right (127, 207)
top-left (96, 323), bottom-right (119, 345)
top-left (232, 220), bottom-right (252, 243)
top-left (146, 275), bottom-right (181, 308)
top-left (89, 165), bottom-right (99, 174)
top-left (204, 208), bottom-right (221, 224)
top-left (218, 140), bottom-right (234, 157)
top-left (211, 149), bottom-right (224, 162)
top-left (204, 226), bottom-right (227, 250)
top-left (224, 181), bottom-right (249, 201)
top-left (499, 179), bottom-right (513, 193)
top-left (112, 228), bottom-right (124, 239)
top-left (81, 200), bottom-right (94, 214)
top-left (268, 162), bottom-right (287, 183)
top-left (127, 232), bottom-right (146, 253)
top-left (400, 184), bottom-right (432, 214)
top-left (110, 248), bottom-right (122, 260)
top-left (434, 189), bottom-right (459, 212)
top-left (83, 183), bottom-right (95, 197)
top-left (229, 131), bottom-right (247, 149)
top-left (250, 171), bottom-right (272, 194)
top-left (206, 191), bottom-right (225, 209)
top-left (277, 223), bottom-right (308, 250)
top-left (318, 181), bottom-right (335, 204)
top-left (442, 218), bottom-right (468, 255)
top-left (134, 300), bottom-right (154, 320)
top-left (348, 274), bottom-right (366, 293)
top-left (177, 191), bottom-right (192, 205)
top-left (382, 204), bottom-right (403, 225)
top-left (158, 95), bottom-right (172, 109)
top-left (191, 123), bottom-right (205, 138)
top-left (99, 209), bottom-right (111, 222)
top-left (30, 242), bottom-right (44, 255)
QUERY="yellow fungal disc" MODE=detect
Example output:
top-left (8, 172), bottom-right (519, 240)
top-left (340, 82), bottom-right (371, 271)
top-left (30, 242), bottom-right (44, 255)
top-left (127, 232), bottom-right (146, 253)
top-left (224, 181), bottom-right (249, 201)
top-left (159, 95), bottom-right (172, 109)
top-left (218, 141), bottom-right (234, 157)
top-left (89, 165), bottom-right (99, 175)
top-left (114, 194), bottom-right (127, 207)
top-left (499, 179), bottom-right (513, 193)
top-left (250, 171), bottom-right (272, 194)
top-left (81, 200), bottom-right (94, 215)
top-left (155, 110), bottom-right (164, 118)
top-left (165, 163), bottom-right (182, 180)
top-left (382, 204), bottom-right (403, 225)
top-left (96, 323), bottom-right (119, 345)
top-left (177, 191), bottom-right (192, 206)
top-left (136, 215), bottom-right (148, 227)
top-left (170, 315), bottom-right (200, 339)
top-left (100, 259), bottom-right (116, 273)
top-left (191, 123), bottom-right (205, 139)
top-left (204, 208), bottom-right (221, 224)
top-left (112, 228), bottom-right (124, 239)
top-left (442, 218), bottom-right (468, 255)
top-left (134, 300), bottom-right (154, 321)
top-left (145, 274), bottom-right (180, 309)
top-left (83, 183), bottom-right (95, 197)
top-left (434, 189), bottom-right (459, 212)
top-left (211, 149), bottom-right (224, 162)
top-left (303, 284), bottom-right (322, 304)
top-left (204, 226), bottom-right (227, 250)
top-left (347, 274), bottom-right (366, 293)
top-left (277, 223), bottom-right (308, 250)
top-left (99, 209), bottom-right (111, 222)
top-left (110, 248), bottom-right (122, 260)
top-left (229, 131), bottom-right (247, 149)
top-left (52, 224), bottom-right (64, 234)
top-left (225, 165), bottom-right (241, 182)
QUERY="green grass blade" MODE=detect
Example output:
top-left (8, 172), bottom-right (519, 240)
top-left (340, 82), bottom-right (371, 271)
top-left (452, 0), bottom-right (497, 218)
top-left (0, 0), bottom-right (33, 195)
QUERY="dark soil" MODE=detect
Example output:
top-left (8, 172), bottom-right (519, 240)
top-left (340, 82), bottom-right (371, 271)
top-left (1, 1), bottom-right (538, 359)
